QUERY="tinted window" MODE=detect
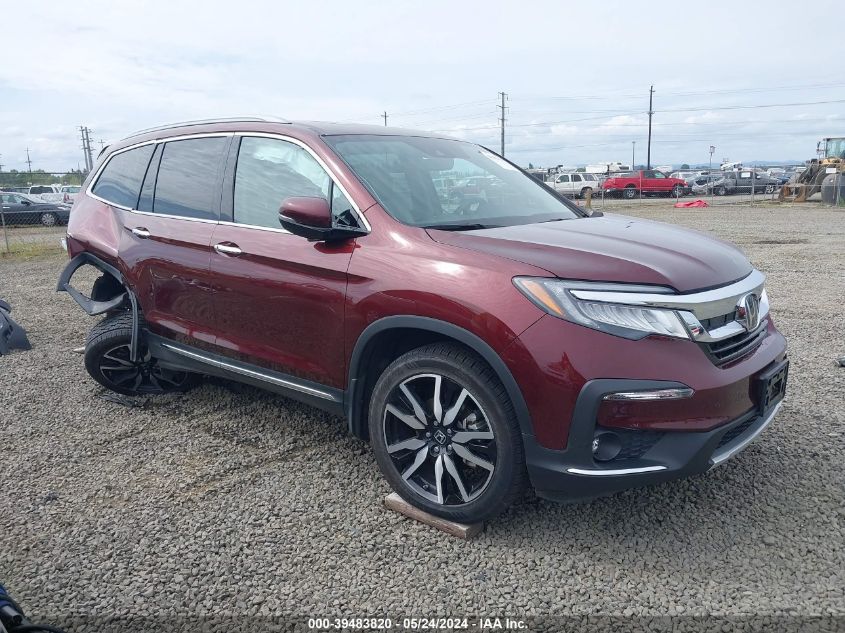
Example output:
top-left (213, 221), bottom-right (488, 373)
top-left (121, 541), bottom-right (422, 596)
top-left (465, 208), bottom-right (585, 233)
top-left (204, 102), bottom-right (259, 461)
top-left (92, 145), bottom-right (155, 208)
top-left (330, 183), bottom-right (358, 228)
top-left (138, 144), bottom-right (163, 212)
top-left (558, 175), bottom-right (569, 183)
top-left (572, 174), bottom-right (582, 182)
top-left (154, 137), bottom-right (227, 219)
top-left (234, 137), bottom-right (330, 229)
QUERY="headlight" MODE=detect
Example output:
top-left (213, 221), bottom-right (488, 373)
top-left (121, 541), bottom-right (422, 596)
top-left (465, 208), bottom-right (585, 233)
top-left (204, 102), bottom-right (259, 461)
top-left (513, 277), bottom-right (690, 340)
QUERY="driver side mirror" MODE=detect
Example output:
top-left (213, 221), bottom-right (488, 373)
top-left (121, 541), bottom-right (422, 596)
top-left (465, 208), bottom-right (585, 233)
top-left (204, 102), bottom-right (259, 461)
top-left (21, 199), bottom-right (31, 206)
top-left (278, 196), bottom-right (367, 242)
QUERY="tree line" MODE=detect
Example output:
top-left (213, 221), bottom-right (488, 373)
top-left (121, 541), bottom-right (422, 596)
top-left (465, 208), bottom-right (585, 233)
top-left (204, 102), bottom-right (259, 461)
top-left (0, 169), bottom-right (86, 188)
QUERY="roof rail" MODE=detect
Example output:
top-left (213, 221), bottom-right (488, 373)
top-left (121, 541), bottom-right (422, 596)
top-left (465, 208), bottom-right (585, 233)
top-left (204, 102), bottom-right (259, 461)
top-left (126, 116), bottom-right (291, 138)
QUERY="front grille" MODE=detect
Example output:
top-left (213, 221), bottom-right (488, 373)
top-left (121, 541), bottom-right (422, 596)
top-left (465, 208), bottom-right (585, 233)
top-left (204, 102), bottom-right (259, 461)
top-left (715, 416), bottom-right (755, 449)
top-left (702, 320), bottom-right (768, 366)
top-left (699, 310), bottom-right (738, 330)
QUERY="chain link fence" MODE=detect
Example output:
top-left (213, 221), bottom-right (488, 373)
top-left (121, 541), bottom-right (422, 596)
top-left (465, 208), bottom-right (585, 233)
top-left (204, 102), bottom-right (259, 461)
top-left (0, 172), bottom-right (84, 256)
top-left (542, 169), bottom-right (844, 213)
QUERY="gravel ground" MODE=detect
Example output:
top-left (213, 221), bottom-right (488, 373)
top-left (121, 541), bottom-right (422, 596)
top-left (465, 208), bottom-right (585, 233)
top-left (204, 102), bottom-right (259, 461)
top-left (0, 204), bottom-right (843, 632)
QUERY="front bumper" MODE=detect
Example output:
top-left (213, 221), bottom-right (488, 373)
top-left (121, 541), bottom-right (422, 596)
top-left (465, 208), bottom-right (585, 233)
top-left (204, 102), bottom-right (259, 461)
top-left (524, 376), bottom-right (785, 502)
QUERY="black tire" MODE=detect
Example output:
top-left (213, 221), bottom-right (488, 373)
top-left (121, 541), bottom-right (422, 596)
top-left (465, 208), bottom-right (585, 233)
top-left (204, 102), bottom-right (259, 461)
top-left (715, 186), bottom-right (727, 196)
top-left (671, 185), bottom-right (683, 198)
top-left (40, 212), bottom-right (58, 226)
top-left (369, 343), bottom-right (525, 523)
top-left (622, 186), bottom-right (637, 199)
top-left (84, 313), bottom-right (198, 396)
top-left (765, 184), bottom-right (775, 194)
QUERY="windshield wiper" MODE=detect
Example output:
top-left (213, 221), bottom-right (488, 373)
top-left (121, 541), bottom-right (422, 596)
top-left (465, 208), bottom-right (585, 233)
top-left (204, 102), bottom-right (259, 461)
top-left (423, 223), bottom-right (497, 231)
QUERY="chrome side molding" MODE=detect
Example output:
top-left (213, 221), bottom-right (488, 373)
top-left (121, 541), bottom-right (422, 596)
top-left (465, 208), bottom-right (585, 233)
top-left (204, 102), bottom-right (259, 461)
top-left (160, 342), bottom-right (340, 402)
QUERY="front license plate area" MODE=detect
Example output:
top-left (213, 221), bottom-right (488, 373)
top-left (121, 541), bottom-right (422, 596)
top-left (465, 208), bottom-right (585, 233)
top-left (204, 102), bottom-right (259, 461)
top-left (756, 360), bottom-right (788, 415)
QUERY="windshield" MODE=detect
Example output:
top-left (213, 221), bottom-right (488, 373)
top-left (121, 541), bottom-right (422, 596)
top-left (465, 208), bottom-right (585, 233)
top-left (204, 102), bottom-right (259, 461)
top-left (324, 135), bottom-right (582, 229)
top-left (826, 138), bottom-right (845, 159)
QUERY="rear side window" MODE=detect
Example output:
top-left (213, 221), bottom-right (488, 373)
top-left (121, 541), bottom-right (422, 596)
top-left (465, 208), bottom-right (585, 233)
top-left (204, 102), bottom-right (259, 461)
top-left (154, 137), bottom-right (227, 220)
top-left (92, 145), bottom-right (155, 208)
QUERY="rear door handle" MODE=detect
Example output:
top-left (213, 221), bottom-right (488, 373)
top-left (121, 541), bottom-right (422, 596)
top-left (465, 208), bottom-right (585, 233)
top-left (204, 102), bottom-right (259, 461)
top-left (131, 227), bottom-right (151, 238)
top-left (214, 243), bottom-right (242, 256)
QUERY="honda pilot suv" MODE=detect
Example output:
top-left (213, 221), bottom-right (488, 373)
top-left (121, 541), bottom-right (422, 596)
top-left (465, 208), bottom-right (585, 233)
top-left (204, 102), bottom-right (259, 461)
top-left (58, 118), bottom-right (788, 522)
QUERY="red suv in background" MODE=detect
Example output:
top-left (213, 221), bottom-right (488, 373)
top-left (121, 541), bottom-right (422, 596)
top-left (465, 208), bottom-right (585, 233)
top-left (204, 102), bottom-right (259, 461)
top-left (58, 118), bottom-right (788, 522)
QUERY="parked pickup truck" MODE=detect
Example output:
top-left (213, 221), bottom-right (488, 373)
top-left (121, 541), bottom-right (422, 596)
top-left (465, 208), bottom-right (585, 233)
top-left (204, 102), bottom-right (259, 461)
top-left (548, 172), bottom-right (602, 198)
top-left (27, 185), bottom-right (65, 204)
top-left (602, 170), bottom-right (689, 199)
top-left (708, 171), bottom-right (780, 196)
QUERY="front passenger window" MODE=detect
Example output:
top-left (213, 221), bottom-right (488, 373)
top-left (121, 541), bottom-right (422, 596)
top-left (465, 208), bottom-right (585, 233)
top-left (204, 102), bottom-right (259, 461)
top-left (234, 137), bottom-right (332, 229)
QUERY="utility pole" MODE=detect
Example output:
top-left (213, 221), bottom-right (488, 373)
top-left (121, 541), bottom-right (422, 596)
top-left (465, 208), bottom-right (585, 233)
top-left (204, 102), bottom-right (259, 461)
top-left (83, 127), bottom-right (94, 172)
top-left (497, 91), bottom-right (508, 157)
top-left (25, 148), bottom-right (33, 183)
top-left (646, 85), bottom-right (654, 170)
top-left (99, 139), bottom-right (106, 151)
top-left (631, 141), bottom-right (636, 169)
top-left (79, 126), bottom-right (95, 172)
top-left (381, 111), bottom-right (388, 127)
top-left (709, 145), bottom-right (715, 205)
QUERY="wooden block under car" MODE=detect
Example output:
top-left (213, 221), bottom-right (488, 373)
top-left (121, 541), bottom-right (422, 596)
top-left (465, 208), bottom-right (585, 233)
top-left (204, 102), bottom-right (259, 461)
top-left (384, 492), bottom-right (484, 539)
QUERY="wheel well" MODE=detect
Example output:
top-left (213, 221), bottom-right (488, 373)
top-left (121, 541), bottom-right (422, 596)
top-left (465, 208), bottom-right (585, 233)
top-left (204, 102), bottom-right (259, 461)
top-left (346, 317), bottom-right (535, 442)
top-left (348, 327), bottom-right (454, 441)
top-left (91, 270), bottom-right (126, 304)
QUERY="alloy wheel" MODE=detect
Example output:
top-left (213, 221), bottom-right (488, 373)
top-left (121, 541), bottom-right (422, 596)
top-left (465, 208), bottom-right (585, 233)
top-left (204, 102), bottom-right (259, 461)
top-left (41, 212), bottom-right (57, 226)
top-left (382, 373), bottom-right (496, 506)
top-left (98, 343), bottom-right (189, 393)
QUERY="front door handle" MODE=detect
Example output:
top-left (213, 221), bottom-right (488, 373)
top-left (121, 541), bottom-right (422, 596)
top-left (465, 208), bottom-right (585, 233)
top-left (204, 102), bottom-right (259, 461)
top-left (214, 243), bottom-right (242, 256)
top-left (131, 227), bottom-right (151, 238)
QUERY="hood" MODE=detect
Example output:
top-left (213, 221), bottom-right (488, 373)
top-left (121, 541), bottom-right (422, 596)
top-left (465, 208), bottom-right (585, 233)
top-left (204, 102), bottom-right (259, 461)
top-left (427, 214), bottom-right (751, 292)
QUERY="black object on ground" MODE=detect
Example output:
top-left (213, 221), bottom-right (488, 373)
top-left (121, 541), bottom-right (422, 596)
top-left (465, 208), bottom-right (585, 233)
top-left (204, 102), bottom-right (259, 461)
top-left (0, 300), bottom-right (31, 356)
top-left (0, 583), bottom-right (67, 633)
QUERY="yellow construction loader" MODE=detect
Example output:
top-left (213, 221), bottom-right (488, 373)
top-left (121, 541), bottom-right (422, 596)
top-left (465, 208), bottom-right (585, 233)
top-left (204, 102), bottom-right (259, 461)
top-left (780, 137), bottom-right (845, 203)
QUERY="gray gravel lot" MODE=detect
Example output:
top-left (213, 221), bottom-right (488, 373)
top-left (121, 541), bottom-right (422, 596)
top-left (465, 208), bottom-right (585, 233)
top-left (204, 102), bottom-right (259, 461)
top-left (1, 203), bottom-right (843, 631)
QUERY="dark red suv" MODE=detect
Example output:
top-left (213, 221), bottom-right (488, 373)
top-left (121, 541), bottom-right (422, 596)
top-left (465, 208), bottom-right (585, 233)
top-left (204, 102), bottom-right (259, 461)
top-left (58, 118), bottom-right (788, 522)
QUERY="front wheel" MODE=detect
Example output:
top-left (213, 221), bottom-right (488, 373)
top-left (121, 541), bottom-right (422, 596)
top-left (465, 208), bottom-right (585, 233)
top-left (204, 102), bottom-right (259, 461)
top-left (622, 186), bottom-right (637, 199)
top-left (84, 313), bottom-right (198, 396)
top-left (369, 343), bottom-right (525, 523)
top-left (40, 212), bottom-right (58, 226)
top-left (671, 185), bottom-right (684, 197)
top-left (715, 186), bottom-right (727, 196)
top-left (765, 184), bottom-right (775, 194)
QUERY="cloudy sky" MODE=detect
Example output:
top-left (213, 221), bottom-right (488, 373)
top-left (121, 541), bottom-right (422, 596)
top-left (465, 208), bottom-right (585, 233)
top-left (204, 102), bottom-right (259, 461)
top-left (2, 0), bottom-right (843, 172)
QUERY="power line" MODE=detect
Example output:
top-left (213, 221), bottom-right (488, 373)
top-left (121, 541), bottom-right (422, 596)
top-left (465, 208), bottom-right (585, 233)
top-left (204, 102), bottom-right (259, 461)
top-left (657, 98), bottom-right (845, 114)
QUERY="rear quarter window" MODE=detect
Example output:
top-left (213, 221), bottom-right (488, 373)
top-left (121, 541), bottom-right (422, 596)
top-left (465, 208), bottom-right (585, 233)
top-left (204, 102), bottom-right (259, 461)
top-left (92, 145), bottom-right (156, 208)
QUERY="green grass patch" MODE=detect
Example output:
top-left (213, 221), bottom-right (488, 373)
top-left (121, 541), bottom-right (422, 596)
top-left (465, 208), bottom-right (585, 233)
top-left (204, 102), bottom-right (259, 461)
top-left (0, 240), bottom-right (65, 261)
